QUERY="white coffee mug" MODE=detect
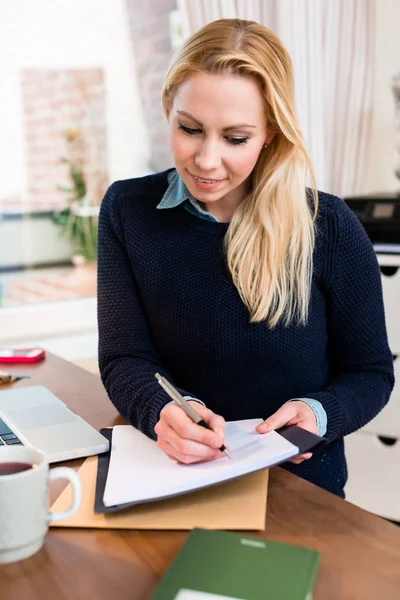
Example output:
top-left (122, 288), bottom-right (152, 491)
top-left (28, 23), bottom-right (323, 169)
top-left (0, 445), bottom-right (81, 564)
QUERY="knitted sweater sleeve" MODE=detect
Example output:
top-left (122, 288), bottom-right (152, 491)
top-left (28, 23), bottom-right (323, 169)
top-left (304, 199), bottom-right (394, 443)
top-left (97, 182), bottom-right (193, 440)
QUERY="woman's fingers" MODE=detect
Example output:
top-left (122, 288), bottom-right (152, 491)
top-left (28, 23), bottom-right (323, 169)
top-left (256, 400), bottom-right (318, 435)
top-left (288, 452), bottom-right (313, 464)
top-left (256, 403), bottom-right (298, 433)
top-left (158, 422), bottom-right (222, 462)
top-left (187, 402), bottom-right (226, 441)
top-left (203, 409), bottom-right (226, 439)
top-left (155, 401), bottom-right (227, 464)
top-left (254, 401), bottom-right (317, 465)
top-left (158, 435), bottom-right (223, 464)
top-left (160, 403), bottom-right (225, 448)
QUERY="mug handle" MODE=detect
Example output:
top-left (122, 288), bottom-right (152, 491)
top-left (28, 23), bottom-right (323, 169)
top-left (47, 467), bottom-right (82, 522)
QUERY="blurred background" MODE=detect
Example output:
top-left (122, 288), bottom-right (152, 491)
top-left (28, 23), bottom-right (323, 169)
top-left (0, 0), bottom-right (399, 519)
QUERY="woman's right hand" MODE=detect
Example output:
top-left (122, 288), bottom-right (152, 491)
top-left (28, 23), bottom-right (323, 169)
top-left (154, 401), bottom-right (226, 464)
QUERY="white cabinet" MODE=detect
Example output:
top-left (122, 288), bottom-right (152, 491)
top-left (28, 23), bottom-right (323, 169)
top-left (362, 356), bottom-right (400, 438)
top-left (362, 255), bottom-right (400, 438)
top-left (379, 260), bottom-right (400, 354)
top-left (345, 431), bottom-right (400, 520)
top-left (345, 253), bottom-right (400, 520)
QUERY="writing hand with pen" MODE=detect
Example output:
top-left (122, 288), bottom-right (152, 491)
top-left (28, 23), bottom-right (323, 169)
top-left (155, 400), bottom-right (228, 464)
top-left (154, 374), bottom-right (317, 466)
top-left (154, 373), bottom-right (229, 465)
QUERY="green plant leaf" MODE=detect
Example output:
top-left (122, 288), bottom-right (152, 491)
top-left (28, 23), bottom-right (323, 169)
top-left (57, 184), bottom-right (73, 192)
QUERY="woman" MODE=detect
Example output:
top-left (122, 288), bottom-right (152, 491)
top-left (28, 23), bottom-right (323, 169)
top-left (97, 19), bottom-right (394, 497)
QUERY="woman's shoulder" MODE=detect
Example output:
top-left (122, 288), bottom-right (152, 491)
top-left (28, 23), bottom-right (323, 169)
top-left (105, 169), bottom-right (173, 206)
top-left (311, 188), bottom-right (377, 281)
top-left (308, 188), bottom-right (343, 217)
top-left (311, 188), bottom-right (366, 237)
top-left (99, 169), bottom-right (173, 235)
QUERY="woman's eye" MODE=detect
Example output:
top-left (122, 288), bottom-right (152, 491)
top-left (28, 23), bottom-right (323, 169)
top-left (228, 137), bottom-right (248, 146)
top-left (178, 124), bottom-right (248, 146)
top-left (178, 124), bottom-right (201, 135)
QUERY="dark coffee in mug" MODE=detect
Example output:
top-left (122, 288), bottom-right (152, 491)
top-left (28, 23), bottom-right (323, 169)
top-left (0, 462), bottom-right (33, 476)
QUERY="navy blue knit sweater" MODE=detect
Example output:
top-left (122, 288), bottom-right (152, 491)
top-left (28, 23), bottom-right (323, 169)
top-left (97, 169), bottom-right (394, 496)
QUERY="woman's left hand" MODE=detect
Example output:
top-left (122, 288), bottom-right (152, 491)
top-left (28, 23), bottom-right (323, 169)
top-left (255, 400), bottom-right (318, 464)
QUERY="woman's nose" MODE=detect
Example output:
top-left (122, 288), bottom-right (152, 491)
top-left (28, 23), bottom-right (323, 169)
top-left (194, 141), bottom-right (221, 171)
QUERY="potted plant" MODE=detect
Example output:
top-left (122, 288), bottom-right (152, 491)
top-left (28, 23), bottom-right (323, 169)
top-left (53, 128), bottom-right (99, 264)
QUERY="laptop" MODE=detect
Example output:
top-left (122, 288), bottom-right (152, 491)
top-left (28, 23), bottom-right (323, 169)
top-left (0, 385), bottom-right (109, 462)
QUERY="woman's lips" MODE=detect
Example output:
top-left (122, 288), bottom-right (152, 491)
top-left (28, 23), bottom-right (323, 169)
top-left (189, 172), bottom-right (226, 190)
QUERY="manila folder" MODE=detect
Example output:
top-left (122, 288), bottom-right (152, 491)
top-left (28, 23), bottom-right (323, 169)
top-left (50, 455), bottom-right (269, 531)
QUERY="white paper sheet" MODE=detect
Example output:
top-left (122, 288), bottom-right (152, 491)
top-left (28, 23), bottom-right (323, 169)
top-left (103, 419), bottom-right (299, 507)
top-left (175, 590), bottom-right (245, 600)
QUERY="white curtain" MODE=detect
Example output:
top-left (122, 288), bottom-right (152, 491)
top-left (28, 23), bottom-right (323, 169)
top-left (177, 0), bottom-right (375, 196)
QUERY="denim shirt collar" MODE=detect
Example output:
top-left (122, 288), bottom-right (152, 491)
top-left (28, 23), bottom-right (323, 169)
top-left (156, 170), bottom-right (219, 222)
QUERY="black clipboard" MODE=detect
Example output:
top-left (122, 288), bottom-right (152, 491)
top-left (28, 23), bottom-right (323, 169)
top-left (94, 426), bottom-right (327, 515)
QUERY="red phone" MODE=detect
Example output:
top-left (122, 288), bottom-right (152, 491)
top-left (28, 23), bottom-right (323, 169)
top-left (0, 348), bottom-right (46, 364)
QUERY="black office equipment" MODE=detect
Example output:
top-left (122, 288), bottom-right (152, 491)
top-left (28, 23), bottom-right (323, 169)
top-left (344, 193), bottom-right (400, 246)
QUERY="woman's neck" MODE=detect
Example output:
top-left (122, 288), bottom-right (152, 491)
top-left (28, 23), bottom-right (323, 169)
top-left (198, 179), bottom-right (249, 223)
top-left (199, 203), bottom-right (232, 223)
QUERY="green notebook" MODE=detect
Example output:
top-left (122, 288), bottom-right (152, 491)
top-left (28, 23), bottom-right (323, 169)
top-left (151, 528), bottom-right (320, 600)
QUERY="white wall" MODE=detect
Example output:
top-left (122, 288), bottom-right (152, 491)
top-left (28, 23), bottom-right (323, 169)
top-left (1, 297), bottom-right (98, 361)
top-left (364, 0), bottom-right (400, 194)
top-left (0, 0), bottom-right (151, 203)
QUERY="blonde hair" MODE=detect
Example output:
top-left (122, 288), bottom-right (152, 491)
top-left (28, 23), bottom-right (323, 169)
top-left (162, 19), bottom-right (318, 327)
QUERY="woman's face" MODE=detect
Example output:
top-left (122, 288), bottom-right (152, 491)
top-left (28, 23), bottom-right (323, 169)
top-left (169, 72), bottom-right (270, 218)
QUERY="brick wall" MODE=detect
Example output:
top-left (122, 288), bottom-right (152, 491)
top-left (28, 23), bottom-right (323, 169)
top-left (21, 69), bottom-right (108, 211)
top-left (125, 0), bottom-right (177, 172)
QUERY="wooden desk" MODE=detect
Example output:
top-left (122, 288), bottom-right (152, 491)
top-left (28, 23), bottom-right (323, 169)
top-left (1, 353), bottom-right (400, 599)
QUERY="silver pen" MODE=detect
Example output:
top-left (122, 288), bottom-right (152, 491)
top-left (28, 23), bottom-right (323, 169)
top-left (155, 373), bottom-right (231, 459)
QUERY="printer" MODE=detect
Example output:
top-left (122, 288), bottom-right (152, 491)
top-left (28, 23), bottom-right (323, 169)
top-left (344, 193), bottom-right (400, 249)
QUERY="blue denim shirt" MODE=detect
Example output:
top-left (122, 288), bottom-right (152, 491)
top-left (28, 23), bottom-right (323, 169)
top-left (157, 170), bottom-right (327, 437)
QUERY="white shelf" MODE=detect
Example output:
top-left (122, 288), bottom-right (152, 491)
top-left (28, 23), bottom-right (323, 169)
top-left (0, 297), bottom-right (97, 346)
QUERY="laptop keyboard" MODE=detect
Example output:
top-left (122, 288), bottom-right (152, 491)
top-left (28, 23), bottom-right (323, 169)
top-left (0, 418), bottom-right (23, 446)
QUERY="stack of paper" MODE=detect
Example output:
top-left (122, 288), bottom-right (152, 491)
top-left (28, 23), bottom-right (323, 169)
top-left (103, 419), bottom-right (298, 507)
top-left (50, 419), bottom-right (323, 530)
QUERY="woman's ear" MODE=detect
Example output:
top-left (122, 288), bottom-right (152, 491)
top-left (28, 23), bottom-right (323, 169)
top-left (265, 132), bottom-right (277, 145)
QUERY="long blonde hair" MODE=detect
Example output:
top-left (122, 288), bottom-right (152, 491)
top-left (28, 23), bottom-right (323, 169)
top-left (162, 19), bottom-right (318, 327)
